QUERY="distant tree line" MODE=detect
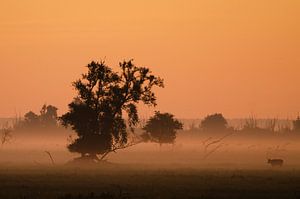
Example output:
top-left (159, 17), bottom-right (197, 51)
top-left (189, 113), bottom-right (300, 134)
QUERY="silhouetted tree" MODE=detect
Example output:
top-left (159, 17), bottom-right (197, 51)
top-left (200, 113), bottom-right (228, 132)
top-left (40, 104), bottom-right (58, 127)
top-left (20, 104), bottom-right (58, 129)
top-left (24, 111), bottom-right (39, 127)
top-left (293, 116), bottom-right (300, 132)
top-left (60, 60), bottom-right (164, 161)
top-left (142, 112), bottom-right (183, 145)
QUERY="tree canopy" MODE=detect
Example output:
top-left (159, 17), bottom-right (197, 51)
top-left (142, 111), bottom-right (183, 145)
top-left (17, 104), bottom-right (58, 129)
top-left (200, 113), bottom-right (228, 132)
top-left (60, 60), bottom-right (164, 161)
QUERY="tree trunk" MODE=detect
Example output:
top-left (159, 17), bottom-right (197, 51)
top-left (89, 153), bottom-right (100, 161)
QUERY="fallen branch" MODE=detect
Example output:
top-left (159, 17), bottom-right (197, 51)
top-left (202, 137), bottom-right (212, 145)
top-left (204, 133), bottom-right (233, 151)
top-left (203, 143), bottom-right (224, 159)
top-left (45, 151), bottom-right (55, 165)
top-left (99, 140), bottom-right (142, 161)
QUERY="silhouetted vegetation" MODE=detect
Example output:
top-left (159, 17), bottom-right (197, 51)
top-left (60, 60), bottom-right (164, 162)
top-left (0, 124), bottom-right (12, 146)
top-left (239, 116), bottom-right (277, 134)
top-left (183, 114), bottom-right (300, 135)
top-left (142, 111), bottom-right (183, 145)
top-left (242, 116), bottom-right (259, 131)
top-left (293, 116), bottom-right (300, 132)
top-left (14, 104), bottom-right (58, 130)
top-left (239, 116), bottom-right (293, 134)
top-left (200, 113), bottom-right (228, 132)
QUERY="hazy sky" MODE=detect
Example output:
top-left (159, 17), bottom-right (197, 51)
top-left (0, 0), bottom-right (299, 119)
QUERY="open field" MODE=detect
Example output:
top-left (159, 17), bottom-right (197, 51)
top-left (1, 131), bottom-right (300, 198)
top-left (0, 165), bottom-right (300, 199)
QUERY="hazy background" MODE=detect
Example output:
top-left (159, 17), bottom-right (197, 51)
top-left (1, 0), bottom-right (300, 119)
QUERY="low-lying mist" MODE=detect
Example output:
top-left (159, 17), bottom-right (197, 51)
top-left (1, 128), bottom-right (300, 170)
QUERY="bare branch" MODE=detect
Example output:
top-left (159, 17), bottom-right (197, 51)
top-left (45, 151), bottom-right (55, 165)
top-left (202, 137), bottom-right (212, 146)
top-left (203, 143), bottom-right (225, 159)
top-left (99, 139), bottom-right (142, 161)
top-left (204, 133), bottom-right (233, 151)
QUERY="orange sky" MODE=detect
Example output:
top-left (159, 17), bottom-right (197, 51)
top-left (0, 0), bottom-right (300, 119)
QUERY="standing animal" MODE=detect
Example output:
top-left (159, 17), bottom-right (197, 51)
top-left (267, 159), bottom-right (284, 167)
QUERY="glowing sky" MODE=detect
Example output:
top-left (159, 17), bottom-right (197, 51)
top-left (0, 0), bottom-right (299, 118)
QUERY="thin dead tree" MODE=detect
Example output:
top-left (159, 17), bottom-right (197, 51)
top-left (266, 118), bottom-right (278, 133)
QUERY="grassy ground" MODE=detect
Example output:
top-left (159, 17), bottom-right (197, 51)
top-left (0, 164), bottom-right (300, 199)
top-left (1, 131), bottom-right (300, 198)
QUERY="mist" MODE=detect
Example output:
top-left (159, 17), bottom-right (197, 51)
top-left (1, 122), bottom-right (300, 170)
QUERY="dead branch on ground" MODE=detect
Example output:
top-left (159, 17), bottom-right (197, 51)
top-left (203, 143), bottom-right (226, 159)
top-left (204, 133), bottom-right (233, 151)
top-left (45, 151), bottom-right (55, 165)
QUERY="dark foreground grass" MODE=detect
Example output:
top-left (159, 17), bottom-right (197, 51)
top-left (0, 164), bottom-right (300, 199)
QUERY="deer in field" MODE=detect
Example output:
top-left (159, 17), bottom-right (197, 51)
top-left (267, 159), bottom-right (284, 167)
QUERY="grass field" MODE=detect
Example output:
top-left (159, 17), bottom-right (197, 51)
top-left (1, 132), bottom-right (300, 198)
top-left (1, 165), bottom-right (300, 199)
